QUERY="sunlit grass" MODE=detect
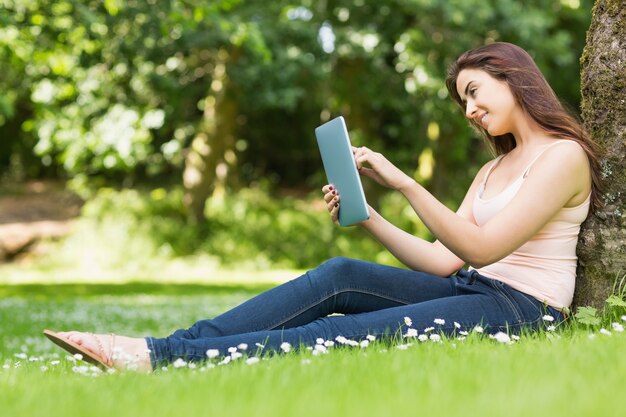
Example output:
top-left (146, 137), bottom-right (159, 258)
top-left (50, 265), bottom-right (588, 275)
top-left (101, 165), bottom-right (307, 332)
top-left (0, 259), bottom-right (303, 285)
top-left (1, 281), bottom-right (625, 417)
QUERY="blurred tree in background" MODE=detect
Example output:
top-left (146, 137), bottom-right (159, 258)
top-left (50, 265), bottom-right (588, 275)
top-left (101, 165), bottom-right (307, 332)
top-left (0, 0), bottom-right (595, 268)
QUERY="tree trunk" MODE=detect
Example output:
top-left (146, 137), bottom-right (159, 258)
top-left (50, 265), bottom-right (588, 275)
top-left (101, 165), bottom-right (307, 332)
top-left (576, 0), bottom-right (626, 308)
top-left (183, 48), bottom-right (239, 223)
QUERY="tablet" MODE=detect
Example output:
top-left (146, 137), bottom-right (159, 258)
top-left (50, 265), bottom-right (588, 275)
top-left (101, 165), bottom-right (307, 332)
top-left (315, 116), bottom-right (370, 226)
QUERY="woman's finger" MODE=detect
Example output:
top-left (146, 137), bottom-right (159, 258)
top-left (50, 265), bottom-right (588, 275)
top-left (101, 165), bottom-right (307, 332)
top-left (353, 147), bottom-right (366, 168)
top-left (330, 201), bottom-right (340, 224)
top-left (355, 153), bottom-right (369, 170)
top-left (323, 188), bottom-right (337, 203)
top-left (327, 195), bottom-right (340, 211)
top-left (359, 167), bottom-right (377, 178)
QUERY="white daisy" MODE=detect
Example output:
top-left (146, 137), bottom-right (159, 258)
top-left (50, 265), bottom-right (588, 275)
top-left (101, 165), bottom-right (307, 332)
top-left (473, 325), bottom-right (484, 333)
top-left (434, 318), bottom-right (445, 325)
top-left (314, 344), bottom-right (327, 353)
top-left (611, 322), bottom-right (624, 332)
top-left (280, 342), bottom-right (292, 352)
top-left (404, 316), bottom-right (413, 327)
top-left (418, 334), bottom-right (428, 342)
top-left (173, 358), bottom-right (187, 368)
top-left (492, 332), bottom-right (510, 344)
top-left (405, 328), bottom-right (418, 338)
top-left (206, 349), bottom-right (219, 359)
top-left (542, 315), bottom-right (554, 322)
top-left (454, 322), bottom-right (461, 329)
top-left (335, 336), bottom-right (348, 344)
top-left (599, 328), bottom-right (611, 336)
top-left (246, 357), bottom-right (260, 365)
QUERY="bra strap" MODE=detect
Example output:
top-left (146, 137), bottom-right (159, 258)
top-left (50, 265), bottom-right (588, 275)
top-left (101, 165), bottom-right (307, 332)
top-left (477, 155), bottom-right (504, 197)
top-left (481, 155), bottom-right (504, 187)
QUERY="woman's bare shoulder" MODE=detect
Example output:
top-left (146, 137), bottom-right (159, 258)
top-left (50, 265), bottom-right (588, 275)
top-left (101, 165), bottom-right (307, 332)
top-left (527, 140), bottom-right (591, 201)
top-left (540, 140), bottom-right (589, 170)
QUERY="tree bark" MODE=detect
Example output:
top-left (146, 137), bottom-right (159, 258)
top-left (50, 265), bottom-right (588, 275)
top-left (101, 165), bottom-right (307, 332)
top-left (183, 48), bottom-right (239, 223)
top-left (576, 0), bottom-right (626, 308)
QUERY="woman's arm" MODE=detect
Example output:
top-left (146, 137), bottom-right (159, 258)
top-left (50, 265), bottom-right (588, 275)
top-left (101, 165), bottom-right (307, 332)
top-left (359, 162), bottom-right (490, 276)
top-left (323, 161), bottom-right (492, 275)
top-left (360, 208), bottom-right (464, 277)
top-left (357, 143), bottom-right (590, 268)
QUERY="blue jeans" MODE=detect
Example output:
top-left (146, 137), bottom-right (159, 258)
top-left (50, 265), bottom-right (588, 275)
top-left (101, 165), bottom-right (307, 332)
top-left (146, 257), bottom-right (563, 369)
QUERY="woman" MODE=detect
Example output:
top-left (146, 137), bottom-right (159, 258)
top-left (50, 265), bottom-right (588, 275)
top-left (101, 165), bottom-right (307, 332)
top-left (44, 42), bottom-right (602, 372)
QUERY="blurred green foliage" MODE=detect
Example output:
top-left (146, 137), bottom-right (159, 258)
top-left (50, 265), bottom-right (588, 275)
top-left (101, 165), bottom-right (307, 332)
top-left (51, 186), bottom-right (403, 270)
top-left (0, 0), bottom-right (592, 198)
top-left (0, 0), bottom-right (594, 267)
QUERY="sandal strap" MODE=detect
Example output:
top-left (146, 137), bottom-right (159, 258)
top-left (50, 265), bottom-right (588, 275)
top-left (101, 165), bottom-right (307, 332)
top-left (109, 333), bottom-right (116, 364)
top-left (90, 333), bottom-right (115, 367)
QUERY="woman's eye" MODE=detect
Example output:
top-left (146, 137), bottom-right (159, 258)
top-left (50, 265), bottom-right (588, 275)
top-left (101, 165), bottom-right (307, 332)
top-left (470, 88), bottom-right (477, 96)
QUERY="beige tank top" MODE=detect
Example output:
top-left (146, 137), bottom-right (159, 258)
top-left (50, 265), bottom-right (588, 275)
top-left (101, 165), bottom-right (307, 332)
top-left (472, 140), bottom-right (590, 309)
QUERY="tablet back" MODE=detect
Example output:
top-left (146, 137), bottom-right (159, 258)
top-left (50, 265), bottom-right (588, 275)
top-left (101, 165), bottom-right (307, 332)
top-left (315, 117), bottom-right (370, 226)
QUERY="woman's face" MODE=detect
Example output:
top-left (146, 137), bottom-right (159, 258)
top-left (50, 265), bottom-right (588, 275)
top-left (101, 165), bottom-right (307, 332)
top-left (456, 68), bottom-right (520, 137)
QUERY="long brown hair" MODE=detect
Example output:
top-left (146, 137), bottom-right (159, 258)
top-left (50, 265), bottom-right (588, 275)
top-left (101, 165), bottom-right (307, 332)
top-left (445, 42), bottom-right (603, 211)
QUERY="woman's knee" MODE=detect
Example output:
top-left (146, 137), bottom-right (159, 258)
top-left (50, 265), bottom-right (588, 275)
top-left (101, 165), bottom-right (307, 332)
top-left (312, 256), bottom-right (368, 285)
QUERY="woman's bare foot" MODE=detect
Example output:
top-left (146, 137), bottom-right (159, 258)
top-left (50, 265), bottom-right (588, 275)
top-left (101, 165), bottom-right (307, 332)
top-left (57, 331), bottom-right (152, 372)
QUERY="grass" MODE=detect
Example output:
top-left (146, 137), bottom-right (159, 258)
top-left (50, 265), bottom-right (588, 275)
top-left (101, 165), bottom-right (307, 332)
top-left (1, 279), bottom-right (625, 417)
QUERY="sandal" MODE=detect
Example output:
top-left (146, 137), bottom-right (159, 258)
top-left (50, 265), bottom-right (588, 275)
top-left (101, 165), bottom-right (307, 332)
top-left (43, 329), bottom-right (115, 370)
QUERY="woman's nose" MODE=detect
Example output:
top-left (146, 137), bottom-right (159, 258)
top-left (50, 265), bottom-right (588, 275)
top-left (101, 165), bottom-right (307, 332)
top-left (465, 101), bottom-right (477, 118)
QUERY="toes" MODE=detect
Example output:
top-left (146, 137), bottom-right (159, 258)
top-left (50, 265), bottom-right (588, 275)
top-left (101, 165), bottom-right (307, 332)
top-left (66, 332), bottom-right (86, 344)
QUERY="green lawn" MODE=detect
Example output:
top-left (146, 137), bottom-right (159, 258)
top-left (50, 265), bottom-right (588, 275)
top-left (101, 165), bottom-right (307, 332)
top-left (1, 280), bottom-right (624, 417)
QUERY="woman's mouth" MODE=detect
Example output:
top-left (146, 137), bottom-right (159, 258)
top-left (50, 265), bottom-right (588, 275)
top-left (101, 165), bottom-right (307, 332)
top-left (480, 113), bottom-right (488, 128)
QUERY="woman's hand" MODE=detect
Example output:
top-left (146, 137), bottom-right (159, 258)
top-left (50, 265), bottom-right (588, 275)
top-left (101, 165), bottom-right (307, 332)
top-left (352, 146), bottom-right (413, 191)
top-left (321, 184), bottom-right (340, 225)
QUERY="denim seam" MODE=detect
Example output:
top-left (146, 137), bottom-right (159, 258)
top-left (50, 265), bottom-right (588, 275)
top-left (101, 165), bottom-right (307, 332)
top-left (489, 280), bottom-right (523, 323)
top-left (263, 287), bottom-right (414, 332)
top-left (513, 291), bottom-right (544, 317)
